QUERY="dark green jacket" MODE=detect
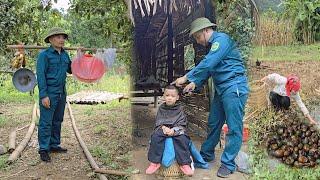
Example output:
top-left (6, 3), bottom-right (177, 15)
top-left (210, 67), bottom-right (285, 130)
top-left (36, 46), bottom-right (72, 99)
top-left (155, 102), bottom-right (187, 136)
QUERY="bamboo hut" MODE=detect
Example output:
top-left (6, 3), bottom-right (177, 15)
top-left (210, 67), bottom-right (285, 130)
top-left (128, 0), bottom-right (259, 131)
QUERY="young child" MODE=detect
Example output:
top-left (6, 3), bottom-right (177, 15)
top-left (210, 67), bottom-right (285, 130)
top-left (146, 85), bottom-right (194, 176)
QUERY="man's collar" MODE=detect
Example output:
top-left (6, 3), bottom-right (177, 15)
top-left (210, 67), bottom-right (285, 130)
top-left (208, 31), bottom-right (217, 44)
top-left (48, 46), bottom-right (55, 52)
top-left (48, 45), bottom-right (65, 53)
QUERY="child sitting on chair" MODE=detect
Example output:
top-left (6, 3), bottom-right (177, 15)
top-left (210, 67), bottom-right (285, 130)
top-left (146, 85), bottom-right (194, 176)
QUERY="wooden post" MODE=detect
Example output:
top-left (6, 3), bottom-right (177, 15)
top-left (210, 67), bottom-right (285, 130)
top-left (167, 0), bottom-right (173, 83)
top-left (152, 43), bottom-right (157, 78)
top-left (8, 125), bottom-right (29, 153)
top-left (8, 131), bottom-right (16, 153)
top-left (94, 168), bottom-right (132, 176)
top-left (205, 0), bottom-right (215, 24)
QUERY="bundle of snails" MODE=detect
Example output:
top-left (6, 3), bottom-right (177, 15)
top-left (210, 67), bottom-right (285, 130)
top-left (266, 119), bottom-right (320, 168)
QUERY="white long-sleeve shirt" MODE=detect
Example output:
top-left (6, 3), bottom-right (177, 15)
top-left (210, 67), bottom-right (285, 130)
top-left (266, 73), bottom-right (309, 116)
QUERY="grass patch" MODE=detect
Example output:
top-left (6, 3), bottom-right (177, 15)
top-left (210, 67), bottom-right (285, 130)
top-left (84, 107), bottom-right (94, 116)
top-left (95, 100), bottom-right (130, 110)
top-left (0, 115), bottom-right (8, 127)
top-left (93, 124), bottom-right (107, 134)
top-left (92, 100), bottom-right (127, 110)
top-left (0, 74), bottom-right (36, 103)
top-left (115, 121), bottom-right (132, 135)
top-left (0, 154), bottom-right (9, 170)
top-left (251, 43), bottom-right (320, 62)
top-left (14, 107), bottom-right (32, 116)
top-left (90, 145), bottom-right (120, 169)
top-left (72, 100), bottom-right (130, 112)
top-left (1, 103), bottom-right (37, 127)
top-left (0, 72), bottom-right (129, 103)
top-left (66, 73), bottom-right (130, 95)
top-left (249, 145), bottom-right (320, 179)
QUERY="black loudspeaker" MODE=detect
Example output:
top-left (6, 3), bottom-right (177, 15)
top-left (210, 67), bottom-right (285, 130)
top-left (12, 68), bottom-right (37, 92)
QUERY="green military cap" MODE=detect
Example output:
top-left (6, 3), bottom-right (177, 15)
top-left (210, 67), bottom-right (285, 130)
top-left (44, 27), bottom-right (68, 43)
top-left (189, 17), bottom-right (216, 37)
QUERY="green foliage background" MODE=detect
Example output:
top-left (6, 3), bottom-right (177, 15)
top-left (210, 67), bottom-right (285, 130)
top-left (254, 0), bottom-right (283, 12)
top-left (68, 0), bottom-right (133, 68)
top-left (0, 0), bottom-right (133, 69)
top-left (281, 0), bottom-right (320, 44)
top-left (215, 0), bottom-right (255, 63)
top-left (0, 0), bottom-right (133, 105)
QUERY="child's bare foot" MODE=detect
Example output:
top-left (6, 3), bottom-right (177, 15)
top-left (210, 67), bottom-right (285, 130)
top-left (180, 165), bottom-right (194, 176)
top-left (146, 163), bottom-right (161, 174)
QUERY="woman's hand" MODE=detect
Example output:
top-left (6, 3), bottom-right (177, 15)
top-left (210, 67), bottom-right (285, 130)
top-left (260, 76), bottom-right (267, 83)
top-left (306, 114), bottom-right (318, 125)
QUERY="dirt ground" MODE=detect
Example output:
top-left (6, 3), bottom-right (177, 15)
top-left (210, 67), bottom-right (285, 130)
top-left (248, 60), bottom-right (320, 121)
top-left (0, 99), bottom-right (131, 180)
top-left (247, 60), bottom-right (320, 99)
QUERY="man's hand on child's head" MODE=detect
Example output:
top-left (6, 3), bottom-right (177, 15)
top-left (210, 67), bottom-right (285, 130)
top-left (183, 82), bottom-right (196, 94)
top-left (171, 75), bottom-right (187, 87)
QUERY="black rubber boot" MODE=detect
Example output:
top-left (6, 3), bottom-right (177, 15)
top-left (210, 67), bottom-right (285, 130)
top-left (50, 146), bottom-right (68, 153)
top-left (217, 164), bottom-right (233, 178)
top-left (39, 150), bottom-right (51, 162)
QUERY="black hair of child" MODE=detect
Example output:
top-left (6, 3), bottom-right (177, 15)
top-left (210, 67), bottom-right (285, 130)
top-left (164, 85), bottom-right (182, 96)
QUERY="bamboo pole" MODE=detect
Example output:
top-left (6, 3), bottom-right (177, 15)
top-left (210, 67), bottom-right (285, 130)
top-left (66, 101), bottom-right (108, 180)
top-left (8, 131), bottom-right (16, 153)
top-left (7, 45), bottom-right (124, 53)
top-left (16, 125), bottom-right (29, 132)
top-left (7, 102), bottom-right (37, 163)
top-left (36, 108), bottom-right (40, 118)
top-left (94, 168), bottom-right (131, 176)
top-left (0, 70), bottom-right (14, 74)
top-left (8, 125), bottom-right (29, 153)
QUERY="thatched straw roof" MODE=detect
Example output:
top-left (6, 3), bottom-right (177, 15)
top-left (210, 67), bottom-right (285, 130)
top-left (125, 0), bottom-right (200, 27)
top-left (125, 0), bottom-right (259, 26)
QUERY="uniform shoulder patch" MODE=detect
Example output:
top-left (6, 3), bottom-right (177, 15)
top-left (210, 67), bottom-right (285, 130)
top-left (210, 42), bottom-right (220, 52)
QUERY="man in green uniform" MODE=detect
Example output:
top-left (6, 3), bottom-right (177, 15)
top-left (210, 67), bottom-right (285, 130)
top-left (172, 18), bottom-right (249, 177)
top-left (36, 27), bottom-right (72, 162)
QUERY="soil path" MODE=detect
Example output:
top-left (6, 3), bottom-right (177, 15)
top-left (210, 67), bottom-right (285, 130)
top-left (0, 100), bottom-right (131, 180)
top-left (0, 102), bottom-right (91, 179)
